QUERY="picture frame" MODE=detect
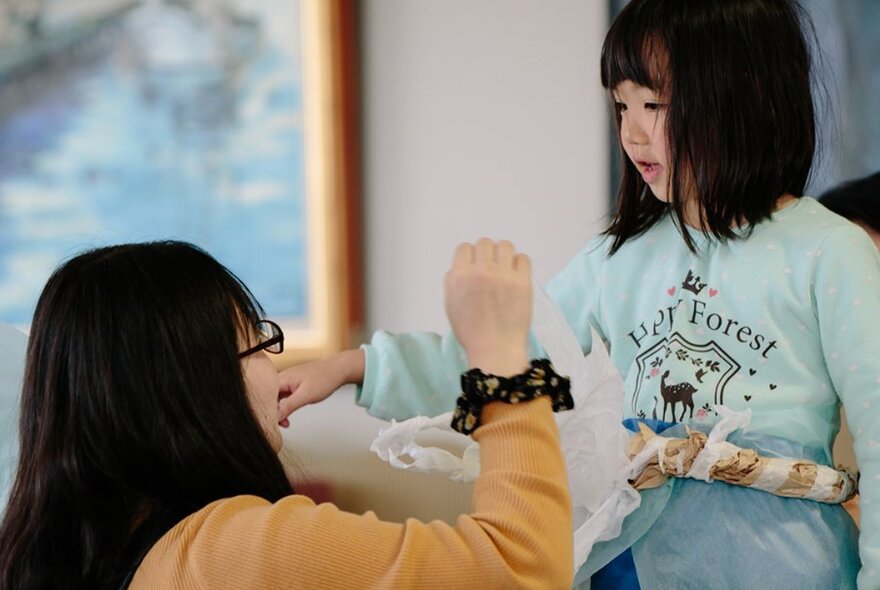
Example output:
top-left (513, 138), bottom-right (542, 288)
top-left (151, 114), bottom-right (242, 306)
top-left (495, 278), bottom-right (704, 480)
top-left (0, 0), bottom-right (363, 367)
top-left (283, 0), bottom-right (363, 366)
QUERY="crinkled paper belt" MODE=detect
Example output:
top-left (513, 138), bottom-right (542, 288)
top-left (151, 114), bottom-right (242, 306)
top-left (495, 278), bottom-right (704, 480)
top-left (627, 422), bottom-right (858, 504)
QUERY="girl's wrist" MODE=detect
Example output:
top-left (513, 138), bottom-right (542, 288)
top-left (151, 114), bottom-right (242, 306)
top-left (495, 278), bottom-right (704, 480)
top-left (337, 348), bottom-right (365, 384)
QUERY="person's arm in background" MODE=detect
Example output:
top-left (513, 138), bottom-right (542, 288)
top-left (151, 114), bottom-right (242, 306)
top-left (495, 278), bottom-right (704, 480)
top-left (278, 239), bottom-right (607, 424)
top-left (277, 329), bottom-right (467, 424)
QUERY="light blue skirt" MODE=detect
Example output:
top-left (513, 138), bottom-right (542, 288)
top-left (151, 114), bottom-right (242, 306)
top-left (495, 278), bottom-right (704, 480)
top-left (576, 421), bottom-right (861, 590)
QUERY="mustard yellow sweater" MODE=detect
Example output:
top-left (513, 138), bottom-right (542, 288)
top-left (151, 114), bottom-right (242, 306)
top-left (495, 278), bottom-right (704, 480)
top-left (131, 398), bottom-right (573, 589)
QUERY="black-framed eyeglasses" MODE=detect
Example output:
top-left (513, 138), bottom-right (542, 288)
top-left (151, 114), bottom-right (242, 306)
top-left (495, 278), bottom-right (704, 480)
top-left (239, 319), bottom-right (284, 358)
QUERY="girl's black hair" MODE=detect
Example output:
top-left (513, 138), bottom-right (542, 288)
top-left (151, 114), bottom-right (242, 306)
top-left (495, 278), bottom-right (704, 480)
top-left (819, 171), bottom-right (880, 233)
top-left (0, 241), bottom-right (293, 589)
top-left (601, 0), bottom-right (819, 253)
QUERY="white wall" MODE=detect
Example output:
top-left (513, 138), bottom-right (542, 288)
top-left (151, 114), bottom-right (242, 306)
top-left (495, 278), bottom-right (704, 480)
top-left (363, 0), bottom-right (611, 333)
top-left (285, 0), bottom-right (611, 524)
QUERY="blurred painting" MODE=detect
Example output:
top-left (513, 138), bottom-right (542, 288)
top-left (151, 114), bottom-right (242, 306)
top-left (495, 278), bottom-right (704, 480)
top-left (0, 0), bottom-right (360, 362)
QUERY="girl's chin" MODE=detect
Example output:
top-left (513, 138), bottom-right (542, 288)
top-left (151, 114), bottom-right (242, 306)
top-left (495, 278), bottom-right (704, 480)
top-left (647, 186), bottom-right (670, 202)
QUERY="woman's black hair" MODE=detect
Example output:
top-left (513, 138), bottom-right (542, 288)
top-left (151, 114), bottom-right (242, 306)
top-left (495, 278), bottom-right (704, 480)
top-left (0, 241), bottom-right (293, 589)
top-left (601, 0), bottom-right (819, 253)
top-left (819, 171), bottom-right (880, 233)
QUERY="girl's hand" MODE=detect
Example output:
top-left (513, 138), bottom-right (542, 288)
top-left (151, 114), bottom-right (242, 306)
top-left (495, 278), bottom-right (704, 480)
top-left (444, 238), bottom-right (532, 377)
top-left (276, 349), bottom-right (365, 426)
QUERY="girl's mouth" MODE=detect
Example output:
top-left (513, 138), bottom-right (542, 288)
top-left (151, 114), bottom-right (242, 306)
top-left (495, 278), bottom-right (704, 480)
top-left (638, 161), bottom-right (662, 184)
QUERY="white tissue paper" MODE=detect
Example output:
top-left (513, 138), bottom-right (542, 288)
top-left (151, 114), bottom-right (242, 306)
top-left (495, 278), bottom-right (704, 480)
top-left (0, 324), bottom-right (28, 511)
top-left (370, 283), bottom-right (641, 571)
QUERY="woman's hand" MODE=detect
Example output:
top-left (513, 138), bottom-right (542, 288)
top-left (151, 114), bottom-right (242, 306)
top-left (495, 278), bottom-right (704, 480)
top-left (444, 239), bottom-right (532, 377)
top-left (276, 349), bottom-right (365, 426)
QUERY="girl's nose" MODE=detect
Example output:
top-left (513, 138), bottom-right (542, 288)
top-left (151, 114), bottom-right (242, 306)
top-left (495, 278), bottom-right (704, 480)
top-left (621, 114), bottom-right (649, 146)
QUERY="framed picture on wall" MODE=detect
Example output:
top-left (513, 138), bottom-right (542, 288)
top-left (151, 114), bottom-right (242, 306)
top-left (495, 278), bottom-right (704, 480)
top-left (0, 0), bottom-right (362, 366)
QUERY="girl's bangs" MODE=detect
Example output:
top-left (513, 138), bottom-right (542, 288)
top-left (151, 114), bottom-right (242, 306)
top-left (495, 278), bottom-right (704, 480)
top-left (601, 11), bottom-right (667, 92)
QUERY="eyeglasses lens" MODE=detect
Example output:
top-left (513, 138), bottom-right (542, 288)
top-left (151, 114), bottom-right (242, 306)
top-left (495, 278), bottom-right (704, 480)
top-left (257, 320), bottom-right (283, 353)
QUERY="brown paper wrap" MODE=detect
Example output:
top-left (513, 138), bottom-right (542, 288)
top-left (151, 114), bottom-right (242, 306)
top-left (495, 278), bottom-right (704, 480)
top-left (628, 423), bottom-right (857, 504)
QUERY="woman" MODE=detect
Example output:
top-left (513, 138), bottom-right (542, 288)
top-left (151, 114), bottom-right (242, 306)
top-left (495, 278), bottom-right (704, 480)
top-left (0, 239), bottom-right (573, 589)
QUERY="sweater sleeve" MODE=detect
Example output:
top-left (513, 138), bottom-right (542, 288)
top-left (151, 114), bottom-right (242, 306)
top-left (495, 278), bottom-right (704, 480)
top-left (813, 226), bottom-right (880, 589)
top-left (131, 398), bottom-right (574, 590)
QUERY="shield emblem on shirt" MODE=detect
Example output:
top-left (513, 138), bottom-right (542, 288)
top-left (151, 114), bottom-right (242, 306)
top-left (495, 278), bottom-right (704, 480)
top-left (629, 331), bottom-right (741, 418)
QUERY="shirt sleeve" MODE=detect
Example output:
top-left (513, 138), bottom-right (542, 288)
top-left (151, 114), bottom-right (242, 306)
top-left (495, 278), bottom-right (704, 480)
top-left (813, 225), bottom-right (880, 589)
top-left (355, 330), bottom-right (467, 420)
top-left (132, 398), bottom-right (574, 590)
top-left (355, 239), bottom-right (607, 421)
top-left (544, 239), bottom-right (607, 355)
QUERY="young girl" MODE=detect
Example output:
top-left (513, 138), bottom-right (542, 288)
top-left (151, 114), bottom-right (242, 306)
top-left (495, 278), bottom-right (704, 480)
top-left (0, 240), bottom-right (574, 589)
top-left (281, 1), bottom-right (880, 588)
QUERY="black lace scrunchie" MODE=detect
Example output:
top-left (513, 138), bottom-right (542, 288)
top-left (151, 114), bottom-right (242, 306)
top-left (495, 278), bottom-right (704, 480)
top-left (450, 358), bottom-right (573, 435)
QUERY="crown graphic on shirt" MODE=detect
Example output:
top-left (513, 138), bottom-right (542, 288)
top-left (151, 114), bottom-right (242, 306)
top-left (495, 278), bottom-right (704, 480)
top-left (681, 270), bottom-right (707, 296)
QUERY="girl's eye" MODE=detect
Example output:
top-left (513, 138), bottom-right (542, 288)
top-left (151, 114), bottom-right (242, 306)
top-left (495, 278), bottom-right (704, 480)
top-left (644, 102), bottom-right (665, 111)
top-left (614, 102), bottom-right (627, 113)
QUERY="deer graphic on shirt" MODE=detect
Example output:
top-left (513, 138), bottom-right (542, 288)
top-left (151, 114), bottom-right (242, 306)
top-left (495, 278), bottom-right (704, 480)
top-left (660, 370), bottom-right (697, 423)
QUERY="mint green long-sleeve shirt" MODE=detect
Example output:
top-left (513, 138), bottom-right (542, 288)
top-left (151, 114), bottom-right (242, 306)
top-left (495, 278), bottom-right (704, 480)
top-left (357, 197), bottom-right (880, 587)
